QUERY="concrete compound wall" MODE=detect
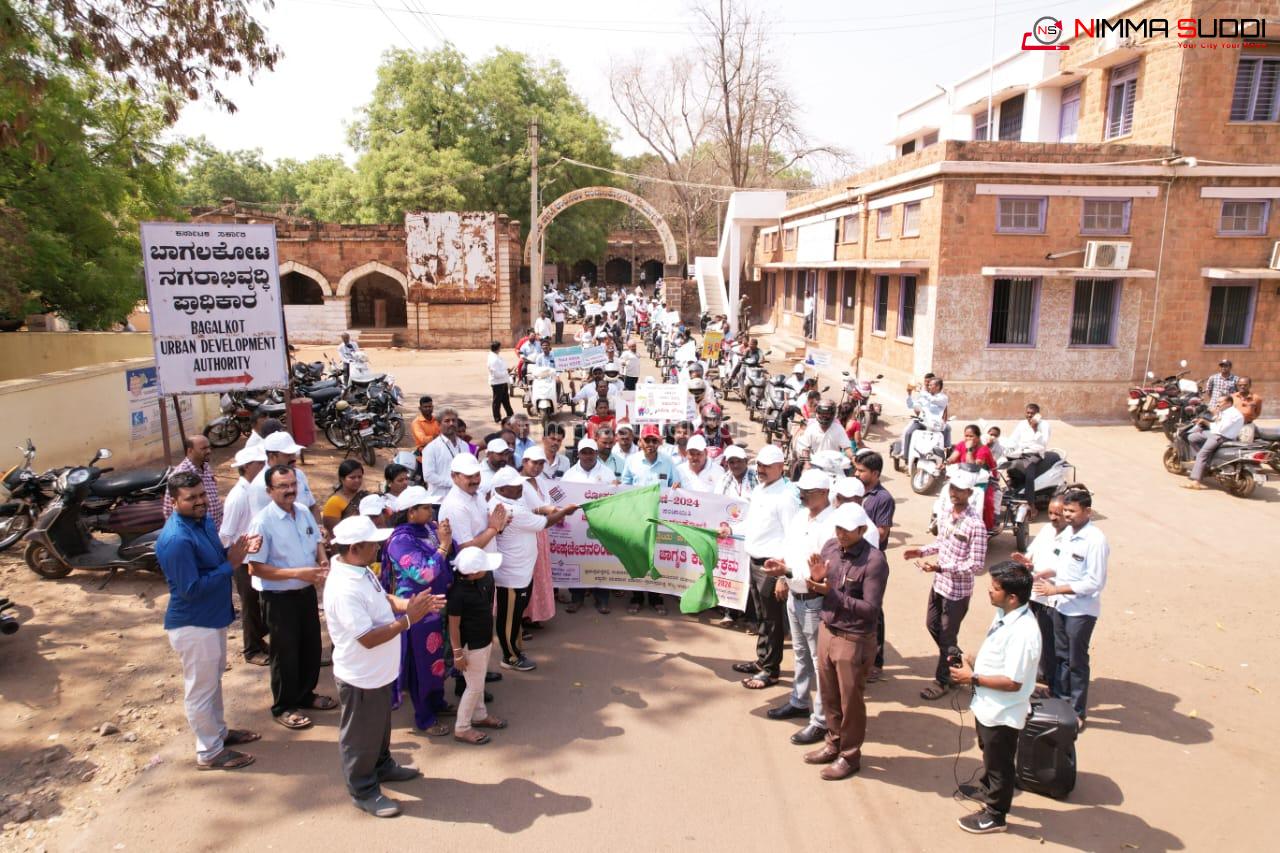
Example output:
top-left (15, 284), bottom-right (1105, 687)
top-left (0, 332), bottom-right (154, 382)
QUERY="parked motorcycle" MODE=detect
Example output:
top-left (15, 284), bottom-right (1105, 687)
top-left (0, 439), bottom-right (59, 551)
top-left (891, 413), bottom-right (951, 494)
top-left (24, 449), bottom-right (166, 579)
top-left (995, 452), bottom-right (1078, 551)
top-left (203, 391), bottom-right (288, 448)
top-left (1163, 421), bottom-right (1277, 498)
top-left (839, 371), bottom-right (883, 433)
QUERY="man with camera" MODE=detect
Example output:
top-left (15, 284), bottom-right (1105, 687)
top-left (948, 561), bottom-right (1041, 834)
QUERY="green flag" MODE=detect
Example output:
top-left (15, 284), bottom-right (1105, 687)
top-left (581, 484), bottom-right (659, 580)
top-left (659, 520), bottom-right (722, 615)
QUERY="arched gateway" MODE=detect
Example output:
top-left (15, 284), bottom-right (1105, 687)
top-left (524, 186), bottom-right (679, 267)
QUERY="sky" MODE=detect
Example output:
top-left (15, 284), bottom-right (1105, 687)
top-left (172, 0), bottom-right (1107, 178)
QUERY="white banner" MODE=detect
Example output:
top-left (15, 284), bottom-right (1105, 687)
top-left (632, 383), bottom-right (688, 423)
top-left (141, 223), bottom-right (288, 395)
top-left (551, 345), bottom-right (608, 371)
top-left (546, 482), bottom-right (752, 610)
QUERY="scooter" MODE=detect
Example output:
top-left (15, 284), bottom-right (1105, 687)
top-left (24, 449), bottom-right (165, 582)
top-left (741, 352), bottom-right (770, 419)
top-left (995, 452), bottom-right (1078, 551)
top-left (0, 439), bottom-right (60, 551)
top-left (891, 413), bottom-right (950, 495)
top-left (528, 365), bottom-right (559, 433)
top-left (1163, 421), bottom-right (1278, 499)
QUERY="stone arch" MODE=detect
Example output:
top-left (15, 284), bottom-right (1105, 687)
top-left (336, 261), bottom-right (408, 298)
top-left (524, 186), bottom-right (678, 266)
top-left (279, 260), bottom-right (333, 296)
top-left (604, 257), bottom-right (632, 285)
top-left (640, 259), bottom-right (664, 284)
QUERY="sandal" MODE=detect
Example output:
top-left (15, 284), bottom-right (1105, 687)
top-left (274, 711), bottom-right (313, 730)
top-left (197, 748), bottom-right (256, 771)
top-left (920, 681), bottom-right (952, 701)
top-left (626, 604), bottom-right (640, 614)
top-left (224, 729), bottom-right (261, 746)
top-left (454, 730), bottom-right (490, 745)
top-left (425, 722), bottom-right (452, 737)
top-left (654, 604), bottom-right (668, 616)
top-left (303, 695), bottom-right (338, 711)
top-left (565, 602), bottom-right (581, 614)
top-left (741, 674), bottom-right (778, 690)
top-left (732, 661), bottom-right (762, 674)
top-left (472, 716), bottom-right (508, 729)
top-left (596, 604), bottom-right (611, 615)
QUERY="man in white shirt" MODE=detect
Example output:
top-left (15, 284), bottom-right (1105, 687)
top-left (762, 469), bottom-right (835, 744)
top-left (948, 562), bottom-right (1041, 834)
top-left (1031, 489), bottom-right (1107, 724)
top-left (421, 408), bottom-right (469, 502)
top-left (676, 435), bottom-right (723, 492)
top-left (795, 400), bottom-right (854, 464)
top-left (534, 313), bottom-right (552, 341)
top-left (488, 468), bottom-right (576, 671)
top-left (901, 376), bottom-right (951, 458)
top-left (552, 297), bottom-right (566, 344)
top-left (1013, 494), bottom-right (1067, 689)
top-left (619, 341), bottom-right (641, 391)
top-left (325, 516), bottom-right (443, 818)
top-left (219, 445), bottom-right (270, 665)
top-left (438, 456), bottom-right (507, 555)
top-left (736, 444), bottom-right (801, 688)
top-left (248, 431), bottom-right (319, 521)
top-left (337, 332), bottom-right (360, 365)
top-left (1005, 402), bottom-right (1058, 514)
top-left (1185, 402), bottom-right (1245, 488)
top-left (563, 439), bottom-right (614, 485)
top-left (486, 341), bottom-right (514, 425)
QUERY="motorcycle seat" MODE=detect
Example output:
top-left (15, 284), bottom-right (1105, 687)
top-left (91, 466), bottom-right (169, 497)
top-left (306, 386), bottom-right (344, 405)
top-left (259, 402), bottom-right (287, 416)
top-left (1253, 424), bottom-right (1280, 442)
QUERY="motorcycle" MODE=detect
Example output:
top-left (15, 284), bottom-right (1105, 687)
top-left (527, 365), bottom-right (560, 433)
top-left (839, 371), bottom-right (883, 433)
top-left (24, 448), bottom-right (166, 580)
top-left (1163, 421), bottom-right (1278, 499)
top-left (740, 352), bottom-right (771, 419)
top-left (891, 413), bottom-right (951, 495)
top-left (995, 452), bottom-right (1078, 551)
top-left (203, 391), bottom-right (287, 448)
top-left (0, 439), bottom-right (59, 551)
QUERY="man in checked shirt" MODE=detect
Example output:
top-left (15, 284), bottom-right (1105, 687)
top-left (903, 467), bottom-right (988, 701)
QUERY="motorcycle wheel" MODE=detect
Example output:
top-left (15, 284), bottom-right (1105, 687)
top-left (203, 419), bottom-right (242, 448)
top-left (1161, 446), bottom-right (1184, 475)
top-left (25, 542), bottom-right (71, 579)
top-left (325, 421), bottom-right (350, 449)
top-left (0, 509), bottom-right (34, 551)
top-left (361, 443), bottom-right (377, 468)
top-left (387, 416), bottom-right (407, 445)
top-left (1222, 467), bottom-right (1257, 499)
top-left (1132, 410), bottom-right (1155, 431)
top-left (910, 467), bottom-right (936, 495)
top-left (1014, 520), bottom-right (1030, 553)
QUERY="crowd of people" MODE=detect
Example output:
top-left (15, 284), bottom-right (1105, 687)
top-left (154, 304), bottom-right (1110, 833)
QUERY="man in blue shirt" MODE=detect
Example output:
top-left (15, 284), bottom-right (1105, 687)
top-left (157, 471), bottom-right (262, 770)
top-left (621, 424), bottom-right (683, 488)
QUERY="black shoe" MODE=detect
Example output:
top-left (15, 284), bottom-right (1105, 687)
top-left (377, 764), bottom-right (421, 783)
top-left (485, 672), bottom-right (502, 683)
top-left (790, 724), bottom-right (827, 745)
top-left (957, 809), bottom-right (1007, 834)
top-left (766, 703), bottom-right (810, 721)
top-left (958, 783), bottom-right (982, 800)
top-left (352, 793), bottom-right (401, 818)
top-left (453, 679), bottom-right (494, 703)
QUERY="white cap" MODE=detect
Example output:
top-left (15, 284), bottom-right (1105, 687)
top-left (486, 438), bottom-right (510, 454)
top-left (358, 494), bottom-right (388, 516)
top-left (395, 485), bottom-right (437, 512)
top-left (722, 445), bottom-right (747, 461)
top-left (604, 362), bottom-right (620, 373)
top-left (686, 434), bottom-right (708, 452)
top-left (792, 362), bottom-right (806, 374)
top-left (450, 453), bottom-right (482, 476)
top-left (263, 431), bottom-right (302, 454)
top-left (332, 515), bottom-right (393, 545)
top-left (455, 546), bottom-right (502, 575)
top-left (949, 467), bottom-right (979, 490)
top-left (577, 438), bottom-right (598, 452)
top-left (491, 467), bottom-right (526, 490)
top-left (756, 445), bottom-right (785, 466)
top-left (231, 445), bottom-right (267, 467)
top-left (831, 502), bottom-right (872, 532)
top-left (522, 446), bottom-right (548, 463)
top-left (797, 469), bottom-right (832, 491)
top-left (834, 476), bottom-right (865, 499)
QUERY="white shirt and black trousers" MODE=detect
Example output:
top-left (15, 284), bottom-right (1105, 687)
top-left (488, 351), bottom-right (514, 424)
top-left (970, 603), bottom-right (1041, 819)
top-left (1050, 521), bottom-right (1109, 720)
top-left (744, 478), bottom-right (801, 678)
top-left (325, 557), bottom-right (402, 803)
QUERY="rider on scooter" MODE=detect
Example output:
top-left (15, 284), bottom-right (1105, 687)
top-left (1005, 403), bottom-right (1058, 518)
top-left (901, 376), bottom-right (951, 458)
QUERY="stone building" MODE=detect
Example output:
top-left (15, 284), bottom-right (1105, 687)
top-left (752, 0), bottom-right (1280, 419)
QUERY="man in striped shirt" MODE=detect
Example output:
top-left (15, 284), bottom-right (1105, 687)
top-left (163, 435), bottom-right (222, 528)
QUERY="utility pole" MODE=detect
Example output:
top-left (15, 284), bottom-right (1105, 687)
top-left (528, 117), bottom-right (542, 324)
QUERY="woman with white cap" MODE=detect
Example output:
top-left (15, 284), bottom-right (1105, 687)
top-left (382, 485), bottom-right (456, 737)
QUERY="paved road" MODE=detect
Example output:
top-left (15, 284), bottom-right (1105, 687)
top-left (62, 342), bottom-right (1276, 852)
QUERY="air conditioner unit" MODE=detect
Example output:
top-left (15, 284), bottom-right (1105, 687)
top-left (1269, 241), bottom-right (1280, 270)
top-left (1084, 241), bottom-right (1132, 270)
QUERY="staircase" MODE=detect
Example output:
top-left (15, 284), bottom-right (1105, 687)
top-left (694, 258), bottom-right (728, 319)
top-left (355, 330), bottom-right (398, 348)
top-left (693, 190), bottom-right (788, 336)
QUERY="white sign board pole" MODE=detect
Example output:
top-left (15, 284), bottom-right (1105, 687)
top-left (140, 223), bottom-right (289, 395)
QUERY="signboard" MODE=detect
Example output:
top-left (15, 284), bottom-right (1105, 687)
top-left (551, 345), bottom-right (608, 372)
top-left (405, 211), bottom-right (498, 303)
top-left (546, 482), bottom-right (751, 610)
top-left (632, 383), bottom-right (688, 423)
top-left (804, 348), bottom-right (832, 368)
top-left (140, 222), bottom-right (288, 395)
top-left (700, 330), bottom-right (724, 360)
top-left (126, 366), bottom-right (193, 451)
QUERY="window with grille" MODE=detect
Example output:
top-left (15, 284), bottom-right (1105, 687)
top-left (1218, 200), bottom-right (1269, 236)
top-left (840, 270), bottom-right (857, 325)
top-left (1106, 61), bottom-right (1138, 139)
top-left (1081, 199), bottom-right (1130, 235)
top-left (1204, 284), bottom-right (1256, 346)
top-left (902, 202), bottom-right (921, 236)
top-left (873, 275), bottom-right (889, 333)
top-left (974, 111), bottom-right (990, 141)
top-left (783, 228), bottom-right (797, 249)
top-left (842, 214), bottom-right (859, 243)
top-left (997, 197), bottom-right (1046, 233)
top-left (1070, 278), bottom-right (1119, 346)
top-left (1059, 82), bottom-right (1082, 141)
top-left (999, 94), bottom-right (1024, 140)
top-left (1230, 57), bottom-right (1280, 122)
top-left (877, 208), bottom-right (892, 239)
top-left (898, 276), bottom-right (917, 339)
top-left (989, 278), bottom-right (1039, 346)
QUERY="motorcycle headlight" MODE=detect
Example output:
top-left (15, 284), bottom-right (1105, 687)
top-left (67, 467), bottom-right (91, 486)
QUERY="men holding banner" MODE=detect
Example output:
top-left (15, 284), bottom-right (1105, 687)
top-left (621, 425), bottom-right (682, 615)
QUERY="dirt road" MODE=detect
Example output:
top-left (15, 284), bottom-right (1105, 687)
top-left (2, 341), bottom-right (1275, 852)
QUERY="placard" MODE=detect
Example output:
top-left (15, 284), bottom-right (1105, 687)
top-left (632, 383), bottom-right (688, 423)
top-left (551, 345), bottom-right (608, 371)
top-left (701, 330), bottom-right (724, 360)
top-left (126, 366), bottom-right (193, 451)
top-left (805, 348), bottom-right (832, 368)
top-left (140, 222), bottom-right (288, 395)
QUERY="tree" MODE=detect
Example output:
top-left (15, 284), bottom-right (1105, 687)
top-left (176, 138), bottom-right (275, 207)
